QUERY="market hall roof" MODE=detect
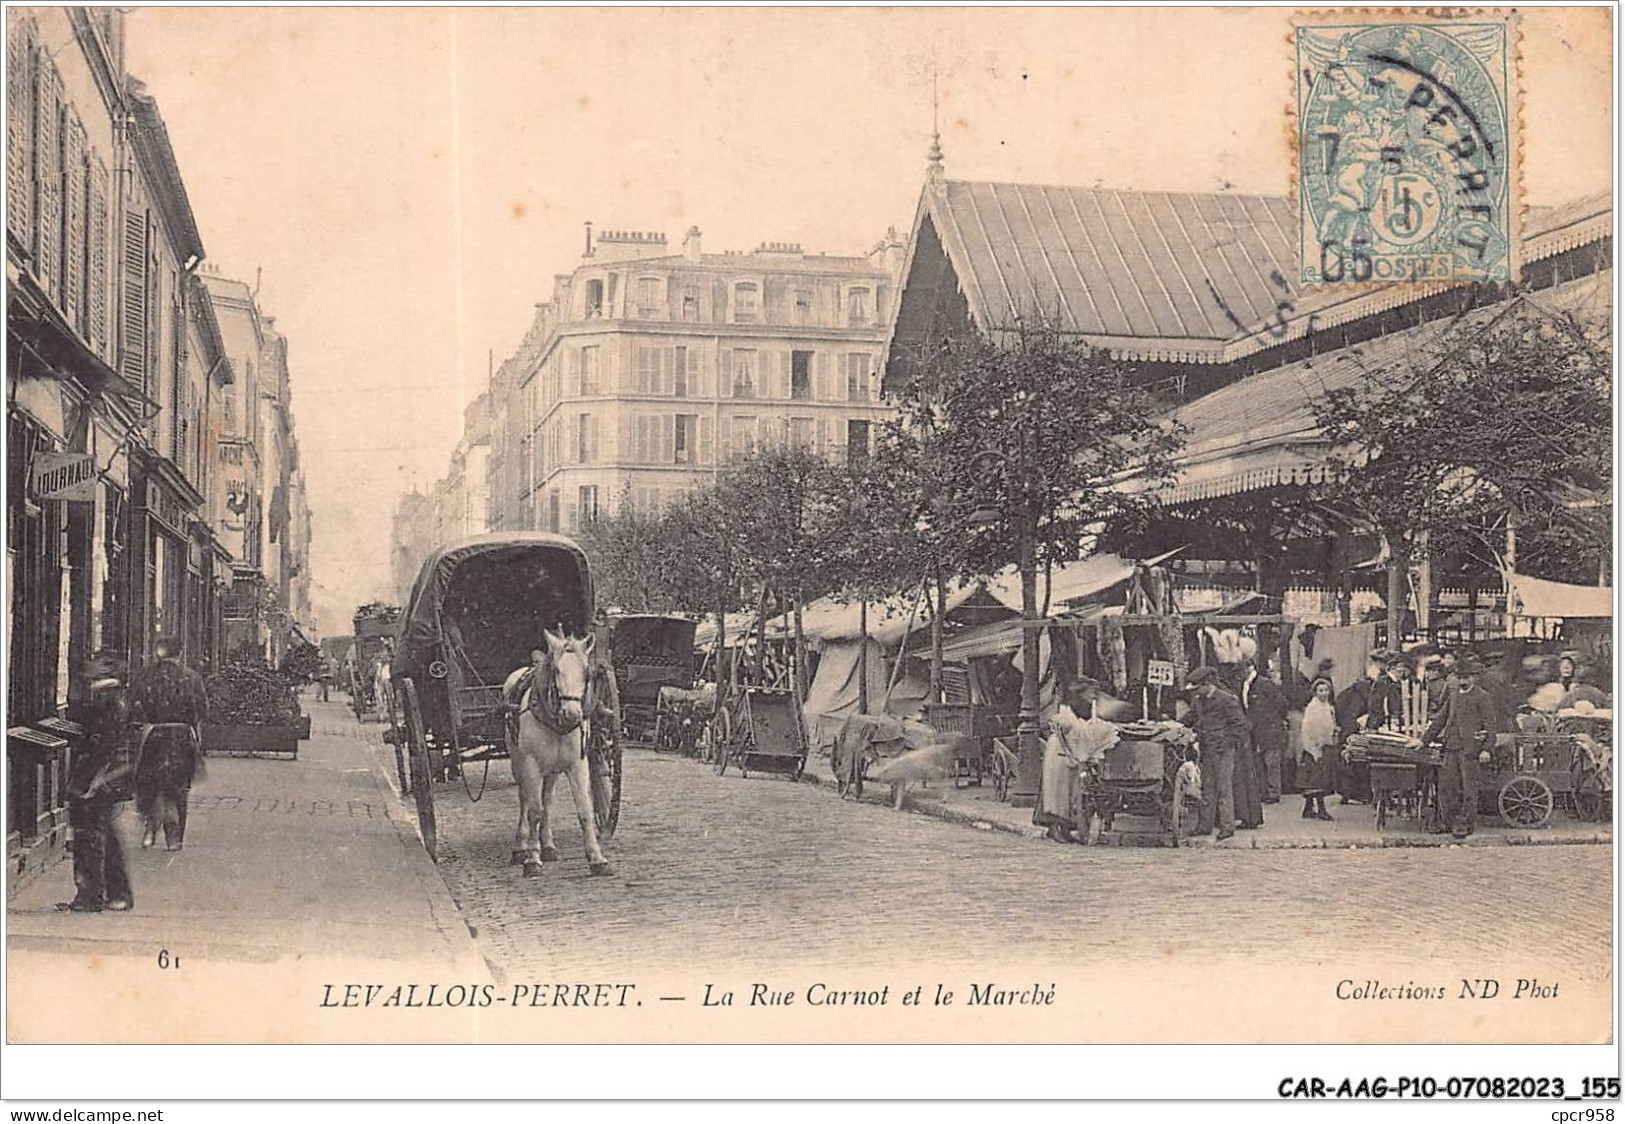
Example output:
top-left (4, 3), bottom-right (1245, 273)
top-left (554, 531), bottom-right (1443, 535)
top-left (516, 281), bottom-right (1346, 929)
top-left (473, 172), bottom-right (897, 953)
top-left (894, 179), bottom-right (1299, 361)
top-left (1160, 267), bottom-right (1612, 504)
top-left (885, 180), bottom-right (1615, 378)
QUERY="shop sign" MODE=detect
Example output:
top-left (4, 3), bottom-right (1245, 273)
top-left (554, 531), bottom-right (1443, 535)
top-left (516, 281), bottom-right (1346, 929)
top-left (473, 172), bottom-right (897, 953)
top-left (1146, 659), bottom-right (1176, 687)
top-left (30, 452), bottom-right (98, 502)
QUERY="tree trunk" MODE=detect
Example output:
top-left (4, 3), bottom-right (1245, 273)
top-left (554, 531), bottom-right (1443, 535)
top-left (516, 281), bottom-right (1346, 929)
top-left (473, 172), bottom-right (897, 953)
top-left (1014, 507), bottom-right (1042, 806)
top-left (930, 562), bottom-right (945, 705)
top-left (858, 598), bottom-right (870, 715)
top-left (752, 585), bottom-right (769, 681)
top-left (1386, 553), bottom-right (1405, 651)
top-left (715, 588), bottom-right (727, 686)
top-left (794, 602), bottom-right (808, 702)
top-left (1503, 513), bottom-right (1518, 639)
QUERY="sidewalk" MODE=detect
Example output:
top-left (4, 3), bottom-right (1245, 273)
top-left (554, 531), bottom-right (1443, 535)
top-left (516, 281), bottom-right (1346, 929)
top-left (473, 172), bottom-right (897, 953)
top-left (802, 754), bottom-right (1613, 850)
top-left (6, 696), bottom-right (490, 1042)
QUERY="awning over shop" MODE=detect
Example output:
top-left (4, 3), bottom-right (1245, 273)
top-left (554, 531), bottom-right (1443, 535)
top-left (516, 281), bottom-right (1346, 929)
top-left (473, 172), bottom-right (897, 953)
top-left (1508, 574), bottom-right (1614, 620)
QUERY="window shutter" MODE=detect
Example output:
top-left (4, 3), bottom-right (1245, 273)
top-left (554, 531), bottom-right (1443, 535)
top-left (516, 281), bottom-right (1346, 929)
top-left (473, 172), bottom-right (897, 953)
top-left (119, 208), bottom-right (149, 394)
top-left (719, 350), bottom-right (731, 398)
top-left (88, 158), bottom-right (109, 358)
top-left (61, 116), bottom-right (85, 329)
top-left (698, 416), bottom-right (712, 465)
top-left (778, 350), bottom-right (791, 401)
top-left (171, 289), bottom-right (186, 459)
top-left (7, 20), bottom-right (34, 247)
top-left (660, 414), bottom-right (675, 464)
top-left (816, 418), bottom-right (831, 455)
top-left (617, 415), bottom-right (632, 463)
top-left (815, 352), bottom-right (829, 401)
top-left (32, 59), bottom-right (62, 298)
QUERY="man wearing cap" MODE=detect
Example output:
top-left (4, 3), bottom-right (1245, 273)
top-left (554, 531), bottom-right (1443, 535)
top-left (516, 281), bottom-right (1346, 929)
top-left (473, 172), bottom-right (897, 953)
top-left (58, 650), bottom-right (135, 912)
top-left (1186, 666), bottom-right (1248, 841)
top-left (129, 636), bottom-right (209, 851)
top-left (1423, 657), bottom-right (1497, 839)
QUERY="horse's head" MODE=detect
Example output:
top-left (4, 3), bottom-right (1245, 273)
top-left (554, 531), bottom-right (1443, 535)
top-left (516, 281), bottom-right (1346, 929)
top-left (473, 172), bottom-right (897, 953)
top-left (535, 629), bottom-right (595, 728)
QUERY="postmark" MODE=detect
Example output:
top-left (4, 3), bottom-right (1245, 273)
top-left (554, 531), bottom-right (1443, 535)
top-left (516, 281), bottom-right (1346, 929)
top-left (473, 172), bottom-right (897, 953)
top-left (1296, 14), bottom-right (1518, 285)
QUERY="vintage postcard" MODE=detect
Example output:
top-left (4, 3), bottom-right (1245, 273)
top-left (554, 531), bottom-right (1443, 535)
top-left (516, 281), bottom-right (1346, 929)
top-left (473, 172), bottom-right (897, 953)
top-left (2, 3), bottom-right (1615, 1094)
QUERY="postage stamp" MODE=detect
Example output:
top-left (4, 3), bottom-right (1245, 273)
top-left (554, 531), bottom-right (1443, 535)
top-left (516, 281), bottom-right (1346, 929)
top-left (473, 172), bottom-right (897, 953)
top-left (1295, 13), bottom-right (1519, 285)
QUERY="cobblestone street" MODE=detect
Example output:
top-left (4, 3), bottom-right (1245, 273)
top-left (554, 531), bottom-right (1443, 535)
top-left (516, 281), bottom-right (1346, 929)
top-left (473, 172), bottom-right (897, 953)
top-left (418, 740), bottom-right (1614, 982)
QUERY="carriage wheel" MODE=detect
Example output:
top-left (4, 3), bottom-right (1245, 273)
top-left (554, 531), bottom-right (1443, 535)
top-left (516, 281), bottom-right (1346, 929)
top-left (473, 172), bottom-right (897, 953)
top-left (588, 673), bottom-right (623, 839)
top-left (1498, 775), bottom-right (1554, 829)
top-left (385, 685), bottom-right (410, 797)
top-left (1571, 760), bottom-right (1606, 822)
top-left (401, 679), bottom-right (438, 860)
top-left (713, 709), bottom-right (733, 776)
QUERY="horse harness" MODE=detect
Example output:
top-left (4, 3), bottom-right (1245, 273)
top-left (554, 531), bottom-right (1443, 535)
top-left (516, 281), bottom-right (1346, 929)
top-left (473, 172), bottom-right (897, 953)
top-left (506, 651), bottom-right (589, 755)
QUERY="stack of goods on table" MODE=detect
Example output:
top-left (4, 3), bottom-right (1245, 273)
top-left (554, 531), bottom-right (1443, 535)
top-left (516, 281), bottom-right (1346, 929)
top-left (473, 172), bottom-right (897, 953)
top-left (1344, 729), bottom-right (1442, 767)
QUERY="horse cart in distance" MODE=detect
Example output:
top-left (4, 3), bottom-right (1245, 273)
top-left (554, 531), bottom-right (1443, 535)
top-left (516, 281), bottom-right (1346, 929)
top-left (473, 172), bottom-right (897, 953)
top-left (389, 533), bottom-right (622, 863)
top-left (601, 613), bottom-right (697, 744)
top-left (348, 605), bottom-right (399, 722)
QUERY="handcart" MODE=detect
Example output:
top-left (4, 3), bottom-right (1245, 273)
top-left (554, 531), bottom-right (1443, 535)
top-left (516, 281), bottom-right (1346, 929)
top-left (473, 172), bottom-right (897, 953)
top-left (713, 685), bottom-right (808, 780)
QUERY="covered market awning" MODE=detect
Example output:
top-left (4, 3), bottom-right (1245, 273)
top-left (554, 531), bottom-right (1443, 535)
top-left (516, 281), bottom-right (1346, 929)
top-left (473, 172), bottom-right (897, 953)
top-left (1508, 574), bottom-right (1614, 620)
top-left (1158, 268), bottom-right (1612, 504)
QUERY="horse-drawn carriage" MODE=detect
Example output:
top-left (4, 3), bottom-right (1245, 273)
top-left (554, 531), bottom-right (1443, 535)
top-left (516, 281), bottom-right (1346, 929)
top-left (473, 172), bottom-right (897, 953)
top-left (348, 608), bottom-right (398, 721)
top-left (654, 682), bottom-right (716, 758)
top-left (601, 613), bottom-right (697, 744)
top-left (388, 533), bottom-right (621, 861)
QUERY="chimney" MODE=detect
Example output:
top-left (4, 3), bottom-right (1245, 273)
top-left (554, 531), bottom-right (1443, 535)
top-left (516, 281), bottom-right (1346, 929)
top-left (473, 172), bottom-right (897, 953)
top-left (584, 221), bottom-right (595, 258)
top-left (683, 226), bottom-right (702, 263)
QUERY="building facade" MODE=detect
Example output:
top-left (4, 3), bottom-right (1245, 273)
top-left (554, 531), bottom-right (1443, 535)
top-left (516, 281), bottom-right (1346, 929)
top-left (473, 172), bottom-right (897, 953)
top-left (199, 269), bottom-right (311, 662)
top-left (484, 224), bottom-right (906, 534)
top-left (4, 7), bottom-right (263, 865)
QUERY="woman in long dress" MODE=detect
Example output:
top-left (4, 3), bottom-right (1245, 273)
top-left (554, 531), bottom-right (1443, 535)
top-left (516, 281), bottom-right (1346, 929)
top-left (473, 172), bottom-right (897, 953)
top-left (1298, 676), bottom-right (1338, 821)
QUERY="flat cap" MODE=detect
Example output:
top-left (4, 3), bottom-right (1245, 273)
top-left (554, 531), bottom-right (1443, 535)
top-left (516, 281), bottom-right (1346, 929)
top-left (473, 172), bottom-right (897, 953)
top-left (1184, 666), bottom-right (1219, 689)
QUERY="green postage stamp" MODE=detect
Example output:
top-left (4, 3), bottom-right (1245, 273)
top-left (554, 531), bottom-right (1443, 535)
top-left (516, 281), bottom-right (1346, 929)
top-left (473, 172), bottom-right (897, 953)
top-left (1296, 13), bottom-right (1517, 285)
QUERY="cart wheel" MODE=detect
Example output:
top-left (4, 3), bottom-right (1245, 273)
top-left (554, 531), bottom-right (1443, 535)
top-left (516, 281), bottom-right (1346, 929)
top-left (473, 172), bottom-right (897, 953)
top-left (589, 673), bottom-right (623, 839)
top-left (713, 709), bottom-right (732, 775)
top-left (1571, 761), bottom-right (1605, 821)
top-left (385, 686), bottom-right (410, 797)
top-left (1499, 775), bottom-right (1554, 828)
top-left (401, 678), bottom-right (438, 861)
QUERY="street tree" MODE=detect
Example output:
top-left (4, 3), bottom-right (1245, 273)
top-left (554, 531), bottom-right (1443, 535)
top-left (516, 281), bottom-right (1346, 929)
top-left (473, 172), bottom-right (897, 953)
top-left (1314, 289), bottom-right (1612, 637)
top-left (883, 316), bottom-right (1184, 793)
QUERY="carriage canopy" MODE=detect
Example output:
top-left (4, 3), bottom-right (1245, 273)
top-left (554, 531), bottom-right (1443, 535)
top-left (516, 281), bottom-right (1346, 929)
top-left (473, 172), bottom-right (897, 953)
top-left (395, 533), bottom-right (594, 684)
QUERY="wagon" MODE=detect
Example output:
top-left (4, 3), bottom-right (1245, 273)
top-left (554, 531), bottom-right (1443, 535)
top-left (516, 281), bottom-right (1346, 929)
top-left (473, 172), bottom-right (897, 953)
top-left (348, 610), bottom-right (397, 722)
top-left (387, 533), bottom-right (621, 860)
top-left (713, 685), bottom-right (808, 780)
top-left (1080, 722), bottom-right (1201, 845)
top-left (653, 682), bottom-right (716, 758)
top-left (602, 614), bottom-right (696, 744)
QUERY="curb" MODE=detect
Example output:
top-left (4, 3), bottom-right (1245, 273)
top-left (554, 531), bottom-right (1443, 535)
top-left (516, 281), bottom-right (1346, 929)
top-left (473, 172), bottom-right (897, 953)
top-left (794, 763), bottom-right (1612, 851)
top-left (354, 719), bottom-right (496, 979)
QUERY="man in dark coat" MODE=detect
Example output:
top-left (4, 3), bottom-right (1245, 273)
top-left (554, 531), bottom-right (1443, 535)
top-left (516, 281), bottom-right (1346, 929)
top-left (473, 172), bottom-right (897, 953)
top-left (59, 650), bottom-right (135, 912)
top-left (1242, 660), bottom-right (1290, 803)
top-left (1424, 658), bottom-right (1498, 839)
top-left (1187, 666), bottom-right (1249, 841)
top-left (129, 636), bottom-right (209, 851)
top-left (1334, 656), bottom-right (1382, 804)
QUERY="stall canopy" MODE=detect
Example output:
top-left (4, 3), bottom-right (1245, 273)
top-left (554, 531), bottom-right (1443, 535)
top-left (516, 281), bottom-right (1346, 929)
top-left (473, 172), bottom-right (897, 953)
top-left (693, 550), bottom-right (1179, 652)
top-left (1509, 574), bottom-right (1614, 619)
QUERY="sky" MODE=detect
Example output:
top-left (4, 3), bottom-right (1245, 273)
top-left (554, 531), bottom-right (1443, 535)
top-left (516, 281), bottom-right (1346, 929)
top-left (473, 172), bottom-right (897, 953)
top-left (123, 6), bottom-right (1613, 637)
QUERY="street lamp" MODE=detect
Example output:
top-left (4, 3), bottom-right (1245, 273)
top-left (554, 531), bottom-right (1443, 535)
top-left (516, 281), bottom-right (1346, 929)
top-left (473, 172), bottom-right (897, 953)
top-left (964, 447), bottom-right (1042, 807)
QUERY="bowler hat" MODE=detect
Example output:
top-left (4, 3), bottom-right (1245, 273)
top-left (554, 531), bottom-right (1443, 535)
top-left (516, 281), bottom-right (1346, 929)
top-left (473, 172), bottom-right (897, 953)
top-left (1456, 658), bottom-right (1485, 676)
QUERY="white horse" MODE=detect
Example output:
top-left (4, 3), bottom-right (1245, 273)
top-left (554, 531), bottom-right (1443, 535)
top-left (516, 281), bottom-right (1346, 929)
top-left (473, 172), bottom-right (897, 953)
top-left (503, 630), bottom-right (613, 879)
top-left (374, 659), bottom-right (394, 720)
